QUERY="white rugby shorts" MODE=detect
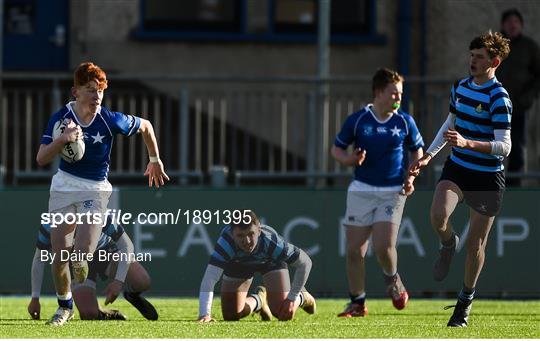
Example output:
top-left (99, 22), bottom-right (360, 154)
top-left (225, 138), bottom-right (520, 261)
top-left (344, 180), bottom-right (406, 226)
top-left (48, 169), bottom-right (112, 216)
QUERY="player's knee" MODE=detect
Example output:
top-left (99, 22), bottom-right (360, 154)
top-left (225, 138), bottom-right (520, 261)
top-left (268, 301), bottom-right (281, 317)
top-left (430, 210), bottom-right (449, 230)
top-left (345, 247), bottom-right (365, 262)
top-left (140, 272), bottom-right (152, 291)
top-left (373, 244), bottom-right (394, 257)
top-left (278, 314), bottom-right (293, 321)
top-left (74, 245), bottom-right (92, 255)
top-left (222, 311), bottom-right (240, 321)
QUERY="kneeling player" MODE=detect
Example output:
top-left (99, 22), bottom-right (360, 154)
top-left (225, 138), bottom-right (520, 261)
top-left (28, 222), bottom-right (158, 321)
top-left (197, 210), bottom-right (316, 322)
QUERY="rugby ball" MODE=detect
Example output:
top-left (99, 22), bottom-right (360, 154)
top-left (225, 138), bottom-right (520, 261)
top-left (52, 119), bottom-right (85, 163)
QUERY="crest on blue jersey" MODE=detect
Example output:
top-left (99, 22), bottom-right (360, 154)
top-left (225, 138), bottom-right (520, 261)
top-left (475, 104), bottom-right (483, 113)
top-left (363, 125), bottom-right (374, 136)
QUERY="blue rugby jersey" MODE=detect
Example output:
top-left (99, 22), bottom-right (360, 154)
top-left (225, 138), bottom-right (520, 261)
top-left (208, 225), bottom-right (300, 269)
top-left (40, 102), bottom-right (141, 181)
top-left (36, 222), bottom-right (125, 252)
top-left (334, 105), bottom-right (424, 186)
top-left (449, 77), bottom-right (512, 172)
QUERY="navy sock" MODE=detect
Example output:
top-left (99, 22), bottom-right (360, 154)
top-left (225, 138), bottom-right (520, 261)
top-left (383, 272), bottom-right (398, 286)
top-left (298, 292), bottom-right (305, 307)
top-left (249, 293), bottom-right (262, 312)
top-left (442, 233), bottom-right (457, 248)
top-left (57, 296), bottom-right (73, 310)
top-left (349, 292), bottom-right (366, 305)
top-left (458, 285), bottom-right (475, 303)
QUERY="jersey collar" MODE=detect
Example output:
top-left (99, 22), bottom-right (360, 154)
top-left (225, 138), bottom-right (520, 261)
top-left (469, 76), bottom-right (497, 89)
top-left (66, 101), bottom-right (101, 128)
top-left (366, 104), bottom-right (394, 124)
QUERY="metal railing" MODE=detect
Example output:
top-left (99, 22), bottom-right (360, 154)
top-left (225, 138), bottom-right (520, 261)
top-left (1, 73), bottom-right (538, 187)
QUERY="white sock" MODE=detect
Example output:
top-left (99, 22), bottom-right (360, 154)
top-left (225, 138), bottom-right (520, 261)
top-left (295, 292), bottom-right (305, 307)
top-left (57, 292), bottom-right (72, 301)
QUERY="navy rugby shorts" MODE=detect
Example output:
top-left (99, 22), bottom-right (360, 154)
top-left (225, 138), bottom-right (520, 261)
top-left (439, 157), bottom-right (505, 216)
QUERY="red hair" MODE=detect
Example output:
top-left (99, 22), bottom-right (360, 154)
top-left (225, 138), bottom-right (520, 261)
top-left (74, 62), bottom-right (108, 90)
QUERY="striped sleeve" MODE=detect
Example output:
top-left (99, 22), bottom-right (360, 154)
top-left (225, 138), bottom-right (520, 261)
top-left (448, 80), bottom-right (460, 115)
top-left (36, 225), bottom-right (52, 251)
top-left (267, 232), bottom-right (300, 264)
top-left (103, 223), bottom-right (125, 242)
top-left (490, 87), bottom-right (512, 130)
top-left (208, 230), bottom-right (235, 268)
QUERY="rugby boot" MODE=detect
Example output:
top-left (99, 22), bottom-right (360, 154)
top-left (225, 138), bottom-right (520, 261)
top-left (254, 286), bottom-right (272, 321)
top-left (445, 299), bottom-right (472, 327)
top-left (46, 307), bottom-right (74, 326)
top-left (99, 308), bottom-right (127, 320)
top-left (386, 273), bottom-right (409, 310)
top-left (337, 302), bottom-right (368, 317)
top-left (300, 290), bottom-right (316, 314)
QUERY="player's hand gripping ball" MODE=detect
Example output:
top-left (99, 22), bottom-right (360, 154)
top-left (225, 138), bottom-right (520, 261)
top-left (52, 119), bottom-right (85, 163)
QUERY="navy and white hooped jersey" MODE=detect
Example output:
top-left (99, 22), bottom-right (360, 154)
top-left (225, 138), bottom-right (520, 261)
top-left (36, 221), bottom-right (125, 252)
top-left (40, 102), bottom-right (141, 181)
top-left (208, 225), bottom-right (300, 269)
top-left (449, 76), bottom-right (512, 172)
top-left (334, 105), bottom-right (424, 187)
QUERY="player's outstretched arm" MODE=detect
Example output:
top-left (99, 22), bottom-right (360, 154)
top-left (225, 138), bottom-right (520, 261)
top-left (443, 129), bottom-right (494, 154)
top-left (138, 119), bottom-right (170, 188)
top-left (36, 120), bottom-right (82, 166)
top-left (402, 148), bottom-right (424, 196)
top-left (28, 249), bottom-right (46, 319)
top-left (278, 250), bottom-right (312, 320)
top-left (408, 153), bottom-right (432, 177)
top-left (197, 264), bottom-right (223, 322)
top-left (409, 113), bottom-right (456, 177)
top-left (287, 250), bottom-right (312, 302)
top-left (330, 145), bottom-right (366, 167)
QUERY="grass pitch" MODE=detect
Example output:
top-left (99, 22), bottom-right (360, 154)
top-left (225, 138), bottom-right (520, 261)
top-left (1, 296), bottom-right (539, 338)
